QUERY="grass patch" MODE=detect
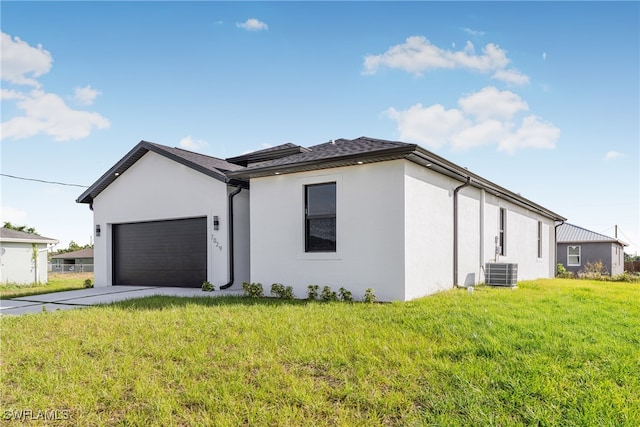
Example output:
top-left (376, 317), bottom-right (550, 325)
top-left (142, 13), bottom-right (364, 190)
top-left (0, 273), bottom-right (92, 300)
top-left (1, 279), bottom-right (638, 425)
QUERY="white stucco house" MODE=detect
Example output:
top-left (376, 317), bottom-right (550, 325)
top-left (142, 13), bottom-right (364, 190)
top-left (77, 137), bottom-right (566, 301)
top-left (0, 227), bottom-right (59, 284)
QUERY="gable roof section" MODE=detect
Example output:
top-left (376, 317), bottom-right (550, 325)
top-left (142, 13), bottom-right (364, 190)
top-left (226, 143), bottom-right (311, 167)
top-left (0, 227), bottom-right (59, 244)
top-left (557, 223), bottom-right (627, 246)
top-left (51, 248), bottom-right (94, 259)
top-left (77, 141), bottom-right (247, 204)
top-left (229, 137), bottom-right (416, 173)
top-left (228, 136), bottom-right (566, 222)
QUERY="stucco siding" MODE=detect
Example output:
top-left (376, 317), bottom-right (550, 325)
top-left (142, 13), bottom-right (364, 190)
top-left (0, 242), bottom-right (50, 284)
top-left (249, 161), bottom-right (406, 301)
top-left (92, 151), bottom-right (248, 288)
top-left (483, 195), bottom-right (555, 280)
top-left (404, 161), bottom-right (456, 299)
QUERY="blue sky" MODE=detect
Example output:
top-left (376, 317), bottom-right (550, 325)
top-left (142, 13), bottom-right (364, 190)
top-left (1, 2), bottom-right (639, 255)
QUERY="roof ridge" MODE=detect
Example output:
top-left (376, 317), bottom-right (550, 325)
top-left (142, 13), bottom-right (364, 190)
top-left (562, 222), bottom-right (615, 240)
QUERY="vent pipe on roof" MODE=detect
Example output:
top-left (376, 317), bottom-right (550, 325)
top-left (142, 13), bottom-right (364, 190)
top-left (219, 185), bottom-right (243, 290)
top-left (453, 177), bottom-right (471, 287)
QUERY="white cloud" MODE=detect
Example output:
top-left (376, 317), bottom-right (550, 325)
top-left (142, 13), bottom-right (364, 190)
top-left (1, 32), bottom-right (53, 87)
top-left (497, 115), bottom-right (560, 154)
top-left (73, 85), bottom-right (101, 106)
top-left (451, 119), bottom-right (506, 151)
top-left (1, 90), bottom-right (110, 142)
top-left (542, 52), bottom-right (547, 61)
top-left (458, 86), bottom-right (528, 121)
top-left (178, 136), bottom-right (209, 151)
top-left (236, 18), bottom-right (268, 31)
top-left (604, 151), bottom-right (622, 161)
top-left (491, 68), bottom-right (530, 85)
top-left (363, 36), bottom-right (527, 85)
top-left (385, 87), bottom-right (559, 154)
top-left (464, 27), bottom-right (485, 36)
top-left (1, 33), bottom-right (110, 142)
top-left (0, 206), bottom-right (28, 223)
top-left (1, 89), bottom-right (26, 101)
top-left (385, 103), bottom-right (468, 149)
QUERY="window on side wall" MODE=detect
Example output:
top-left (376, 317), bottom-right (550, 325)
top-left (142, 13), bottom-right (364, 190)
top-left (305, 182), bottom-right (336, 252)
top-left (537, 221), bottom-right (543, 258)
top-left (568, 245), bottom-right (581, 266)
top-left (499, 208), bottom-right (507, 256)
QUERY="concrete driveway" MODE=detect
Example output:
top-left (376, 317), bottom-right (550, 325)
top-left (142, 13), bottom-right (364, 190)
top-left (0, 286), bottom-right (242, 316)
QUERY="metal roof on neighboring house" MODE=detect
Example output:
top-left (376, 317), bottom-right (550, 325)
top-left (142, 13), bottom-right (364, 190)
top-left (51, 248), bottom-right (94, 259)
top-left (557, 223), bottom-right (627, 246)
top-left (0, 227), bottom-right (59, 244)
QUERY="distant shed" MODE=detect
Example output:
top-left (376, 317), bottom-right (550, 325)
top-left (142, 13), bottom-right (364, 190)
top-left (557, 223), bottom-right (627, 276)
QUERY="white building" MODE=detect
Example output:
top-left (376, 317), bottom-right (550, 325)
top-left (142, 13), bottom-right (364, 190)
top-left (0, 227), bottom-right (58, 285)
top-left (78, 137), bottom-right (565, 301)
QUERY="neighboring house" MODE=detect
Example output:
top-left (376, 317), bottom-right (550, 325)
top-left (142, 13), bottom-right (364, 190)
top-left (77, 137), bottom-right (566, 301)
top-left (0, 227), bottom-right (59, 284)
top-left (51, 248), bottom-right (94, 273)
top-left (557, 223), bottom-right (627, 276)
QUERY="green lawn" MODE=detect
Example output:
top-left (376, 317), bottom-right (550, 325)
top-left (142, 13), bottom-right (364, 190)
top-left (1, 279), bottom-right (638, 426)
top-left (0, 273), bottom-right (91, 300)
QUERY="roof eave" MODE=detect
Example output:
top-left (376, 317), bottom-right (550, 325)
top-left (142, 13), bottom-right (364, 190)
top-left (77, 141), bottom-right (238, 204)
top-left (227, 145), bottom-right (417, 179)
top-left (1, 237), bottom-right (59, 244)
top-left (407, 149), bottom-right (566, 222)
top-left (558, 239), bottom-right (628, 246)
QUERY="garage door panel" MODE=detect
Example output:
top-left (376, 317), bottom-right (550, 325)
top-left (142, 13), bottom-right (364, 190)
top-left (113, 217), bottom-right (207, 287)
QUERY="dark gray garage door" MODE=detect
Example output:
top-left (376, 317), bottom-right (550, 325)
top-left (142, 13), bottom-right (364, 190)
top-left (113, 217), bottom-right (207, 287)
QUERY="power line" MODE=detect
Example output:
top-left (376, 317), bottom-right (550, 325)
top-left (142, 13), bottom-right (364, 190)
top-left (0, 173), bottom-right (89, 188)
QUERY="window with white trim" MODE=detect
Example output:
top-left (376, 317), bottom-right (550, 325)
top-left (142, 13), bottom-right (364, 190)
top-left (305, 182), bottom-right (336, 252)
top-left (567, 245), bottom-right (581, 266)
top-left (499, 208), bottom-right (507, 256)
top-left (537, 221), bottom-right (543, 258)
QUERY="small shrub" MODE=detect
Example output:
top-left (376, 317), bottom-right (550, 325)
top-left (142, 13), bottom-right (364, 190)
top-left (338, 287), bottom-right (353, 302)
top-left (83, 279), bottom-right (94, 289)
top-left (307, 285), bottom-right (319, 300)
top-left (321, 286), bottom-right (338, 302)
top-left (610, 272), bottom-right (640, 283)
top-left (363, 288), bottom-right (376, 304)
top-left (579, 261), bottom-right (607, 280)
top-left (271, 283), bottom-right (295, 300)
top-left (556, 263), bottom-right (573, 279)
top-left (242, 282), bottom-right (264, 298)
top-left (201, 281), bottom-right (215, 292)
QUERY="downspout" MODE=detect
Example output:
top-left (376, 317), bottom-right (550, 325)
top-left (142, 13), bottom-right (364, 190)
top-left (554, 220), bottom-right (565, 277)
top-left (453, 177), bottom-right (471, 287)
top-left (219, 185), bottom-right (243, 289)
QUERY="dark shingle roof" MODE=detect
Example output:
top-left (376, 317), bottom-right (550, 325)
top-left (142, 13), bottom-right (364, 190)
top-left (51, 248), bottom-right (94, 259)
top-left (228, 136), bottom-right (565, 222)
top-left (228, 137), bottom-right (417, 175)
top-left (226, 143), bottom-right (311, 166)
top-left (77, 141), bottom-right (247, 204)
top-left (557, 223), bottom-right (627, 246)
top-left (151, 143), bottom-right (245, 173)
top-left (0, 227), bottom-right (58, 243)
top-left (76, 136), bottom-right (566, 223)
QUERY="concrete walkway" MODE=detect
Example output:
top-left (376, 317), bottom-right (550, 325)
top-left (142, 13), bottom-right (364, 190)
top-left (0, 286), bottom-right (242, 316)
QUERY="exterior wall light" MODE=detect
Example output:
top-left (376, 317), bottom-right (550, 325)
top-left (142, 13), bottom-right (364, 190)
top-left (213, 216), bottom-right (219, 231)
top-left (95, 224), bottom-right (101, 236)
